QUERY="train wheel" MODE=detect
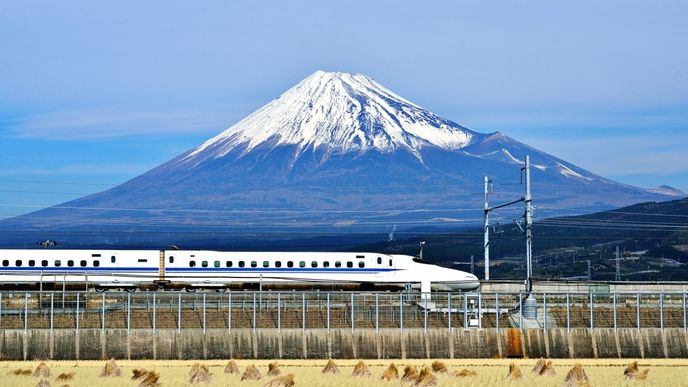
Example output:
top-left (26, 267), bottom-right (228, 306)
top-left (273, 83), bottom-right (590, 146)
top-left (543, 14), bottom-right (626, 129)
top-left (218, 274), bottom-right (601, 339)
top-left (124, 287), bottom-right (137, 293)
top-left (184, 287), bottom-right (197, 293)
top-left (214, 288), bottom-right (227, 293)
top-left (95, 287), bottom-right (108, 293)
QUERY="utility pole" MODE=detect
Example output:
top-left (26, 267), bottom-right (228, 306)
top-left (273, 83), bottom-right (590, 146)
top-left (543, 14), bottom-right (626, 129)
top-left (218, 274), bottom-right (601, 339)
top-left (615, 246), bottom-right (621, 281)
top-left (525, 155), bottom-right (533, 293)
top-left (483, 176), bottom-right (490, 281)
top-left (470, 254), bottom-right (475, 275)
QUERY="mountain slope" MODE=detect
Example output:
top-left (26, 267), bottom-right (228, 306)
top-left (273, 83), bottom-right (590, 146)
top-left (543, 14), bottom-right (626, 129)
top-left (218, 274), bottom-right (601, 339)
top-left (1, 71), bottom-right (681, 246)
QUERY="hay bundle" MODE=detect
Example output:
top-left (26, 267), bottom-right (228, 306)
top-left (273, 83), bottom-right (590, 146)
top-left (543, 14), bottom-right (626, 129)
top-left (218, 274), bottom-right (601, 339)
top-left (507, 363), bottom-right (524, 381)
top-left (138, 370), bottom-right (160, 387)
top-left (33, 362), bottom-right (51, 378)
top-left (10, 369), bottom-right (32, 376)
top-left (241, 365), bottom-right (262, 381)
top-left (401, 365), bottom-right (418, 382)
top-left (55, 373), bottom-right (75, 381)
top-left (351, 360), bottom-right (371, 377)
top-left (58, 384), bottom-right (71, 387)
top-left (453, 368), bottom-right (477, 377)
top-left (100, 358), bottom-right (121, 377)
top-left (532, 359), bottom-right (556, 376)
top-left (381, 363), bottom-right (399, 381)
top-left (624, 361), bottom-right (649, 381)
top-left (36, 380), bottom-right (51, 387)
top-left (563, 364), bottom-right (590, 387)
top-left (413, 367), bottom-right (438, 387)
top-left (431, 360), bottom-right (447, 374)
top-left (132, 368), bottom-right (150, 380)
top-left (267, 362), bottom-right (281, 376)
top-left (225, 359), bottom-right (240, 374)
top-left (189, 363), bottom-right (212, 384)
top-left (262, 373), bottom-right (295, 387)
top-left (322, 359), bottom-right (339, 374)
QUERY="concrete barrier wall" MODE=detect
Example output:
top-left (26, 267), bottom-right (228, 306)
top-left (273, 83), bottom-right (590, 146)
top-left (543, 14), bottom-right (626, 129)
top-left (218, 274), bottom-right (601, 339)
top-left (1, 328), bottom-right (687, 360)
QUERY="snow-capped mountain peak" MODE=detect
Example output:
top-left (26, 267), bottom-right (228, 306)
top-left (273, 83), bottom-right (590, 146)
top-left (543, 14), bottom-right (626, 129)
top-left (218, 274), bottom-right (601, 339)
top-left (184, 71), bottom-right (478, 162)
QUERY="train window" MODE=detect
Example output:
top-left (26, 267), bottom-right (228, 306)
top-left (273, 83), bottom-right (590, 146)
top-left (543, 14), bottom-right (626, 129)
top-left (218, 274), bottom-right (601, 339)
top-left (311, 261), bottom-right (317, 268)
top-left (299, 261), bottom-right (305, 268)
top-left (68, 260), bottom-right (74, 267)
top-left (94, 260), bottom-right (100, 267)
top-left (111, 256), bottom-right (116, 263)
top-left (226, 261), bottom-right (232, 268)
top-left (275, 261), bottom-right (282, 268)
top-left (138, 259), bottom-right (148, 263)
top-left (92, 254), bottom-right (101, 257)
top-left (356, 255), bottom-right (365, 259)
top-left (389, 259), bottom-right (393, 267)
top-left (287, 261), bottom-right (294, 268)
top-left (2, 260), bottom-right (7, 267)
top-left (359, 261), bottom-right (365, 268)
top-left (55, 260), bottom-right (61, 267)
top-left (239, 261), bottom-right (245, 268)
top-left (169, 256), bottom-right (174, 264)
top-left (29, 260), bottom-right (36, 267)
top-left (202, 261), bottom-right (208, 268)
top-left (189, 261), bottom-right (196, 268)
top-left (263, 261), bottom-right (269, 268)
top-left (335, 261), bottom-right (341, 268)
top-left (80, 260), bottom-right (87, 267)
top-left (323, 261), bottom-right (330, 268)
top-left (251, 261), bottom-right (257, 268)
top-left (377, 257), bottom-right (382, 265)
top-left (41, 260), bottom-right (48, 267)
top-left (347, 262), bottom-right (353, 268)
top-left (214, 261), bottom-right (220, 268)
top-left (15, 260), bottom-right (22, 267)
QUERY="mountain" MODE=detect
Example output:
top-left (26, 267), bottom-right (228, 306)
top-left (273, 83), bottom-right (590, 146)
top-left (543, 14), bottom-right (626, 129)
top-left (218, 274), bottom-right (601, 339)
top-left (1, 71), bottom-right (681, 246)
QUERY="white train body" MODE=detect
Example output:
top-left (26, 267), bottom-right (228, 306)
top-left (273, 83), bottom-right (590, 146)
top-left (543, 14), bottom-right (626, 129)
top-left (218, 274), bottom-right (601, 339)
top-left (0, 249), bottom-right (480, 292)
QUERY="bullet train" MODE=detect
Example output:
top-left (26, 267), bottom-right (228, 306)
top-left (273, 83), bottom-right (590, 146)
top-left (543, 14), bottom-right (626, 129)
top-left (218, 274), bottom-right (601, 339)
top-left (0, 249), bottom-right (480, 293)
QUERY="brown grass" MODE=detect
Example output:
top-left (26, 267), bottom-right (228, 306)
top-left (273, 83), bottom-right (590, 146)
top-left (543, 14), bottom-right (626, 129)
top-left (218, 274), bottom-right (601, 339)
top-left (262, 373), bottom-right (295, 387)
top-left (34, 362), bottom-right (51, 378)
top-left (507, 363), bottom-right (524, 381)
top-left (401, 364), bottom-right (418, 382)
top-left (10, 369), bottom-right (32, 376)
top-left (381, 363), bottom-right (399, 381)
top-left (189, 362), bottom-right (212, 384)
top-left (267, 362), bottom-right (281, 376)
top-left (241, 365), bottom-right (262, 381)
top-left (36, 380), bottom-right (51, 387)
top-left (100, 358), bottom-right (121, 377)
top-left (351, 360), bottom-right (371, 377)
top-left (431, 360), bottom-right (447, 374)
top-left (224, 359), bottom-right (240, 374)
top-left (413, 367), bottom-right (438, 387)
top-left (563, 364), bottom-right (591, 387)
top-left (453, 368), bottom-right (477, 377)
top-left (322, 359), bottom-right (339, 374)
top-left (624, 361), bottom-right (650, 381)
top-left (55, 372), bottom-right (74, 381)
top-left (532, 359), bottom-right (556, 376)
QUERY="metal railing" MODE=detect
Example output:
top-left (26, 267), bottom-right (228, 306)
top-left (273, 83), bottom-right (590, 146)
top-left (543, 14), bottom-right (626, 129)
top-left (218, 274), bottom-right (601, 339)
top-left (0, 290), bottom-right (685, 332)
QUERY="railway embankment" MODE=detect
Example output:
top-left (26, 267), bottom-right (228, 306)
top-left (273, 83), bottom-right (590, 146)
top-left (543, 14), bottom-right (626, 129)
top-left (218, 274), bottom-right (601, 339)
top-left (1, 327), bottom-right (687, 360)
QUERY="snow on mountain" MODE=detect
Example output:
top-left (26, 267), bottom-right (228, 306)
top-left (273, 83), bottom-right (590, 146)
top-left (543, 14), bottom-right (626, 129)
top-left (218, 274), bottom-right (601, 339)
top-left (648, 185), bottom-right (686, 196)
top-left (183, 71), bottom-right (478, 163)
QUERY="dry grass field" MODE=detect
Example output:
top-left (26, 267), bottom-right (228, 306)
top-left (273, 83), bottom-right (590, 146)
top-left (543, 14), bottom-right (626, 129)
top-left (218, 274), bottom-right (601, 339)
top-left (1, 358), bottom-right (687, 386)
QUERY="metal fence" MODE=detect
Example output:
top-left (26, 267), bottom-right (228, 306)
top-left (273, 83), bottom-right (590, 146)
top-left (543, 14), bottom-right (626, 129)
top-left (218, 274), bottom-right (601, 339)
top-left (0, 291), bottom-right (686, 332)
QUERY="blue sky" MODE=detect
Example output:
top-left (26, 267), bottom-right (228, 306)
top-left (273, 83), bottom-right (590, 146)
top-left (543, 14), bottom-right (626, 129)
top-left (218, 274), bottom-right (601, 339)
top-left (1, 0), bottom-right (687, 219)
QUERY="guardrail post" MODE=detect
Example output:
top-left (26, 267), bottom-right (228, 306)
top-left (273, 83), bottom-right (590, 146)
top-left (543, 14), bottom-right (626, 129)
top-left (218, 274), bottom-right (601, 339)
top-left (495, 293), bottom-right (500, 331)
top-left (203, 293), bottom-right (207, 334)
top-left (302, 293), bottom-right (306, 333)
top-left (683, 293), bottom-right (687, 333)
top-left (24, 292), bottom-right (28, 333)
top-left (50, 292), bottom-right (54, 333)
top-left (636, 293), bottom-right (641, 331)
top-left (0, 292), bottom-right (3, 329)
top-left (252, 292), bottom-right (256, 334)
top-left (177, 292), bottom-right (182, 334)
top-left (518, 293), bottom-right (523, 330)
top-left (448, 293), bottom-right (452, 332)
top-left (660, 293), bottom-right (664, 331)
top-left (478, 292), bottom-right (482, 329)
top-left (277, 292), bottom-right (281, 333)
top-left (613, 293), bottom-right (617, 330)
top-left (375, 292), bottom-right (379, 334)
top-left (127, 292), bottom-right (131, 334)
top-left (543, 293), bottom-right (547, 330)
top-left (589, 292), bottom-right (594, 330)
top-left (75, 292), bottom-right (80, 333)
top-left (566, 293), bottom-right (570, 331)
top-left (152, 293), bottom-right (156, 335)
top-left (101, 293), bottom-right (105, 332)
top-left (399, 292), bottom-right (403, 333)
top-left (464, 293), bottom-right (469, 330)
top-left (423, 293), bottom-right (428, 333)
top-left (351, 292), bottom-right (355, 333)
top-left (326, 292), bottom-right (330, 333)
